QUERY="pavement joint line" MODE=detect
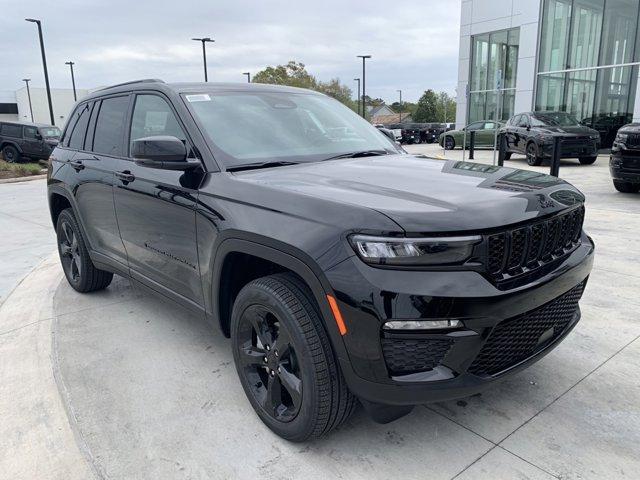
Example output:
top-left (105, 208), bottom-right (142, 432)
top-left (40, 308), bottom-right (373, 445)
top-left (495, 445), bottom-right (561, 479)
top-left (450, 444), bottom-right (498, 480)
top-left (54, 296), bottom-right (140, 320)
top-left (425, 405), bottom-right (561, 479)
top-left (0, 209), bottom-right (52, 229)
top-left (496, 333), bottom-right (640, 449)
top-left (51, 313), bottom-right (105, 480)
top-left (0, 316), bottom-right (52, 337)
top-left (0, 253), bottom-right (54, 310)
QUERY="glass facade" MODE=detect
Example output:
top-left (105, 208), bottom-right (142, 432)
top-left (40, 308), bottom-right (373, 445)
top-left (468, 28), bottom-right (520, 123)
top-left (536, 0), bottom-right (640, 147)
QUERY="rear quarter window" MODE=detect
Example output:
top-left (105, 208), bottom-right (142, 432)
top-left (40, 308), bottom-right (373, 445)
top-left (1, 124), bottom-right (23, 138)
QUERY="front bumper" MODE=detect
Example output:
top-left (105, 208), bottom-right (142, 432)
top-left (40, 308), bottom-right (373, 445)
top-left (326, 234), bottom-right (595, 406)
top-left (540, 139), bottom-right (599, 159)
top-left (610, 150), bottom-right (640, 183)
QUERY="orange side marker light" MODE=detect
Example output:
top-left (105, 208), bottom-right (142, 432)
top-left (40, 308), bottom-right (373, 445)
top-left (326, 295), bottom-right (347, 336)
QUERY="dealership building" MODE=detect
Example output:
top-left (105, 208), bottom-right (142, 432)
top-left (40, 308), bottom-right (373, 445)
top-left (0, 87), bottom-right (89, 127)
top-left (456, 0), bottom-right (640, 146)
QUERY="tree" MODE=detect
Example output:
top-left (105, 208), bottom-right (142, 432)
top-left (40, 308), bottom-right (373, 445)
top-left (435, 92), bottom-right (457, 123)
top-left (391, 101), bottom-right (417, 118)
top-left (413, 90), bottom-right (439, 122)
top-left (252, 61), bottom-right (317, 89)
top-left (253, 61), bottom-right (356, 111)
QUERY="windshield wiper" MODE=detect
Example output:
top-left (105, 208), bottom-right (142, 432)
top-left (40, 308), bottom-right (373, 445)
top-left (321, 150), bottom-right (391, 161)
top-left (227, 161), bottom-right (299, 172)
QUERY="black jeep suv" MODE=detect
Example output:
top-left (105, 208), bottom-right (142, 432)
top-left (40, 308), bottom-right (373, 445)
top-left (500, 111), bottom-right (601, 166)
top-left (610, 124), bottom-right (640, 193)
top-left (47, 80), bottom-right (594, 441)
top-left (0, 121), bottom-right (61, 163)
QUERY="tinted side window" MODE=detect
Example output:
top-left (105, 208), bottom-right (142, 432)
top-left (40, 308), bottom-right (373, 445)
top-left (129, 94), bottom-right (187, 154)
top-left (92, 96), bottom-right (129, 156)
top-left (517, 115), bottom-right (529, 127)
top-left (1, 124), bottom-right (23, 137)
top-left (24, 126), bottom-right (39, 139)
top-left (69, 105), bottom-right (91, 150)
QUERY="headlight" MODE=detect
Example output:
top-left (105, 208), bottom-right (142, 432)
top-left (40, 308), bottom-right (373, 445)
top-left (349, 235), bottom-right (481, 266)
top-left (615, 133), bottom-right (628, 144)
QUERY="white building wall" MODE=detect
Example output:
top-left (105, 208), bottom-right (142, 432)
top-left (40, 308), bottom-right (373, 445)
top-left (456, 0), bottom-right (542, 128)
top-left (15, 87), bottom-right (89, 127)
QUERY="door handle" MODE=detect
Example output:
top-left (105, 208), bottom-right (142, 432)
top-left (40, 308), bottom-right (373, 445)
top-left (69, 160), bottom-right (85, 171)
top-left (116, 171), bottom-right (135, 183)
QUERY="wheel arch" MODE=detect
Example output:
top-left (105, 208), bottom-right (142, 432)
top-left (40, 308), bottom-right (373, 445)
top-left (211, 233), bottom-right (337, 337)
top-left (1, 140), bottom-right (23, 154)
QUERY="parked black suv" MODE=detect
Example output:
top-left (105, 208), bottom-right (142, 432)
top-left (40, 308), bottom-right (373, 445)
top-left (610, 124), bottom-right (640, 193)
top-left (0, 121), bottom-right (61, 163)
top-left (500, 112), bottom-right (601, 166)
top-left (47, 80), bottom-right (594, 441)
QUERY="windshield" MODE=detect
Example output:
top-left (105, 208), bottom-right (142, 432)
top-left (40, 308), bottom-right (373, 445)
top-left (183, 91), bottom-right (400, 168)
top-left (39, 127), bottom-right (61, 138)
top-left (531, 112), bottom-right (580, 127)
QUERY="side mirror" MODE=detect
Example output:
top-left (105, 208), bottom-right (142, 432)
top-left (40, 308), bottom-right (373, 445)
top-left (379, 129), bottom-right (395, 142)
top-left (132, 136), bottom-right (200, 171)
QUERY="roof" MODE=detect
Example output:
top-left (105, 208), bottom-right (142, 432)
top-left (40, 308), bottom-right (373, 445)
top-left (371, 113), bottom-right (413, 125)
top-left (84, 79), bottom-right (324, 101)
top-left (0, 120), bottom-right (55, 128)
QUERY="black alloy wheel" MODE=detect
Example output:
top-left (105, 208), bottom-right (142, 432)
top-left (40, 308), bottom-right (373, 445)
top-left (526, 142), bottom-right (542, 166)
top-left (2, 145), bottom-right (20, 163)
top-left (231, 273), bottom-right (356, 441)
top-left (56, 208), bottom-right (113, 293)
top-left (444, 136), bottom-right (455, 150)
top-left (235, 304), bottom-right (303, 422)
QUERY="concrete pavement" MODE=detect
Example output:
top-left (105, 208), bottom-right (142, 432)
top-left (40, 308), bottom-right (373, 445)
top-left (1, 151), bottom-right (639, 479)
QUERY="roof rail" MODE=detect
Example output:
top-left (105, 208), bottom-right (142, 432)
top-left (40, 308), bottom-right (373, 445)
top-left (96, 79), bottom-right (165, 92)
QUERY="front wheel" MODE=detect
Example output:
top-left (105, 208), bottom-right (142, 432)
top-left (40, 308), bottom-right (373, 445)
top-left (613, 180), bottom-right (640, 193)
top-left (56, 208), bottom-right (113, 292)
top-left (231, 273), bottom-right (356, 441)
top-left (579, 156), bottom-right (598, 165)
top-left (526, 142), bottom-right (543, 166)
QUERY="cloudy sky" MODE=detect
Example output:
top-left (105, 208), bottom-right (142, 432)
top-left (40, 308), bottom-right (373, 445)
top-left (0, 0), bottom-right (461, 103)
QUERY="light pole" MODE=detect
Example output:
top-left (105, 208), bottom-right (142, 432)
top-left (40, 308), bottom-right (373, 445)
top-left (243, 72), bottom-right (251, 83)
top-left (357, 55), bottom-right (371, 119)
top-left (397, 89), bottom-right (403, 123)
top-left (22, 79), bottom-right (34, 122)
top-left (65, 61), bottom-right (77, 101)
top-left (192, 37), bottom-right (214, 82)
top-left (353, 78), bottom-right (361, 116)
top-left (25, 18), bottom-right (54, 125)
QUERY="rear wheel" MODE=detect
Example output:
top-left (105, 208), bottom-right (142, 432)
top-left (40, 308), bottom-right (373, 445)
top-left (613, 180), bottom-right (640, 193)
top-left (526, 142), bottom-right (542, 166)
top-left (444, 136), bottom-right (455, 150)
top-left (231, 273), bottom-right (356, 442)
top-left (2, 145), bottom-right (20, 163)
top-left (56, 208), bottom-right (113, 293)
top-left (579, 156), bottom-right (598, 165)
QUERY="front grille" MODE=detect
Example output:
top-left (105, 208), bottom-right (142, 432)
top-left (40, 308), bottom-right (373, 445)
top-left (382, 337), bottom-right (452, 375)
top-left (626, 133), bottom-right (640, 148)
top-left (486, 207), bottom-right (584, 282)
top-left (468, 282), bottom-right (585, 377)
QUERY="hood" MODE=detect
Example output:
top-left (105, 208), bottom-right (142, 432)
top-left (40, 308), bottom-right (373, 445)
top-left (533, 125), bottom-right (598, 136)
top-left (45, 138), bottom-right (59, 146)
top-left (618, 123), bottom-right (640, 133)
top-left (233, 155), bottom-right (584, 233)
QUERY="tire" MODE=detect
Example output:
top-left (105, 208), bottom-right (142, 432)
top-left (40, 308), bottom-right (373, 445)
top-left (56, 208), bottom-right (113, 293)
top-left (2, 145), bottom-right (20, 163)
top-left (579, 156), bottom-right (598, 165)
top-left (613, 180), bottom-right (640, 193)
top-left (231, 273), bottom-right (356, 442)
top-left (526, 142), bottom-right (542, 166)
top-left (444, 136), bottom-right (455, 150)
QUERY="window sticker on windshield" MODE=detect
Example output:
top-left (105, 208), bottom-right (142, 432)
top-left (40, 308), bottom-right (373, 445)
top-left (186, 94), bottom-right (211, 102)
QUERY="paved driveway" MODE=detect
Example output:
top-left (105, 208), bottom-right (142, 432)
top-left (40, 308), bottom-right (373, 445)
top-left (0, 179), bottom-right (55, 304)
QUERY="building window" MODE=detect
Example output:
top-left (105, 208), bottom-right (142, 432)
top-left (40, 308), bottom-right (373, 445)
top-left (536, 0), bottom-right (640, 147)
top-left (468, 27), bottom-right (520, 124)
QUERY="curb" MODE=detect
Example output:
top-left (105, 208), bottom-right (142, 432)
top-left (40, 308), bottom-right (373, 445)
top-left (0, 174), bottom-right (47, 185)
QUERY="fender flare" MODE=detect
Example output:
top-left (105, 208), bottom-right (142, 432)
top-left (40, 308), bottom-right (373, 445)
top-left (0, 140), bottom-right (23, 154)
top-left (209, 231), bottom-right (352, 367)
top-left (47, 184), bottom-right (96, 251)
